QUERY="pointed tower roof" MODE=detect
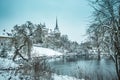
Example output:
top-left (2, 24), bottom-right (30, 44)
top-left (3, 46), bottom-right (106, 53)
top-left (54, 17), bottom-right (60, 33)
top-left (55, 17), bottom-right (58, 29)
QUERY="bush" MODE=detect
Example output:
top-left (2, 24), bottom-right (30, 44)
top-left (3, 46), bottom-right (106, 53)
top-left (0, 47), bottom-right (7, 58)
top-left (17, 57), bottom-right (53, 80)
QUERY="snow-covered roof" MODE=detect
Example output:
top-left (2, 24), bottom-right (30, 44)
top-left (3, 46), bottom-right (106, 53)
top-left (0, 33), bottom-right (12, 38)
top-left (0, 35), bottom-right (12, 39)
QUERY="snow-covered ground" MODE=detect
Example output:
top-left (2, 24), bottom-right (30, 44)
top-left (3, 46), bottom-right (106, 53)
top-left (32, 46), bottom-right (63, 57)
top-left (0, 72), bottom-right (20, 80)
top-left (0, 58), bottom-right (18, 69)
top-left (53, 74), bottom-right (84, 80)
top-left (0, 72), bottom-right (84, 80)
top-left (0, 46), bottom-right (85, 80)
top-left (0, 46), bottom-right (63, 69)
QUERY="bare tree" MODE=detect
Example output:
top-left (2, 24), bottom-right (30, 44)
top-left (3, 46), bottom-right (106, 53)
top-left (88, 0), bottom-right (120, 79)
top-left (12, 22), bottom-right (33, 61)
top-left (87, 23), bottom-right (104, 60)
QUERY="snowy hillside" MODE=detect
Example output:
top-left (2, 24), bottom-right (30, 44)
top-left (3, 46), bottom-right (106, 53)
top-left (0, 46), bottom-right (85, 80)
top-left (32, 46), bottom-right (63, 57)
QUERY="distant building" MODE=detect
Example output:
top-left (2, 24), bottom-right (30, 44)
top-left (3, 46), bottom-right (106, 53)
top-left (44, 18), bottom-right (61, 41)
top-left (0, 35), bottom-right (12, 49)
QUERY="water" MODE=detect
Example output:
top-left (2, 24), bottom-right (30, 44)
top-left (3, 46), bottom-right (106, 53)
top-left (50, 59), bottom-right (117, 80)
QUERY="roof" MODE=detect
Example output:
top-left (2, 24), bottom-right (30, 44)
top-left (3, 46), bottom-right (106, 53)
top-left (0, 35), bottom-right (12, 39)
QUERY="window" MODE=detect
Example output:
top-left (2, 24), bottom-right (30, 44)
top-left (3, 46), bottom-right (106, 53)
top-left (1, 43), bottom-right (3, 46)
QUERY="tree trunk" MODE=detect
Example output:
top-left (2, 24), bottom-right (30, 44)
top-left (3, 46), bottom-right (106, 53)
top-left (97, 43), bottom-right (100, 60)
top-left (115, 55), bottom-right (120, 80)
top-left (114, 32), bottom-right (120, 80)
top-left (98, 48), bottom-right (100, 60)
top-left (13, 44), bottom-right (28, 62)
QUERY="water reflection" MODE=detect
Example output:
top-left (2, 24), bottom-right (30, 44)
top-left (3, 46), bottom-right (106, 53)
top-left (50, 59), bottom-right (117, 80)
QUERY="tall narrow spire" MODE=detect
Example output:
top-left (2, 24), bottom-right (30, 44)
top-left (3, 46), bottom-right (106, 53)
top-left (55, 17), bottom-right (58, 29)
top-left (54, 17), bottom-right (60, 34)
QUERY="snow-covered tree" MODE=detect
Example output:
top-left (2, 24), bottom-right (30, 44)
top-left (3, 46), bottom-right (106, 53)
top-left (88, 0), bottom-right (120, 79)
top-left (34, 24), bottom-right (43, 43)
top-left (12, 21), bottom-right (33, 61)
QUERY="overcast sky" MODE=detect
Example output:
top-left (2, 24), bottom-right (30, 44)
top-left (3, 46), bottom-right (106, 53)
top-left (0, 0), bottom-right (93, 43)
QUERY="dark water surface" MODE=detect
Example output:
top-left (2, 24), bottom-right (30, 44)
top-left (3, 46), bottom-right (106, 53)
top-left (50, 59), bottom-right (117, 80)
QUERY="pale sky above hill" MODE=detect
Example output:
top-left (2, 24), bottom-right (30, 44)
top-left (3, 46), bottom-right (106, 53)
top-left (0, 0), bottom-right (93, 43)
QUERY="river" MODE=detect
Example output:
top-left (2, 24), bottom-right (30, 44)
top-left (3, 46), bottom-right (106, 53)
top-left (50, 59), bottom-right (117, 80)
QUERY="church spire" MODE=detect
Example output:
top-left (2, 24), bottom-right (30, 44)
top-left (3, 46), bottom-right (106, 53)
top-left (54, 17), bottom-right (60, 34)
top-left (54, 17), bottom-right (61, 38)
top-left (55, 17), bottom-right (58, 29)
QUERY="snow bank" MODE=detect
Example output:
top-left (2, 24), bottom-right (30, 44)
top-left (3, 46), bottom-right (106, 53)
top-left (53, 74), bottom-right (84, 80)
top-left (0, 58), bottom-right (18, 68)
top-left (0, 72), bottom-right (20, 80)
top-left (32, 46), bottom-right (63, 57)
top-left (0, 73), bottom-right (84, 80)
